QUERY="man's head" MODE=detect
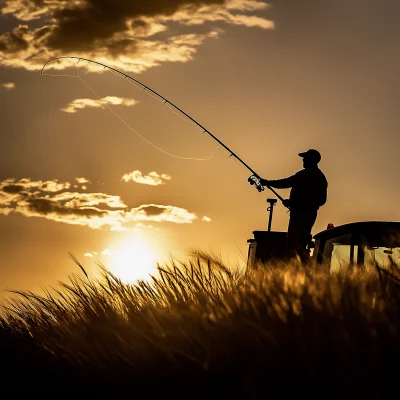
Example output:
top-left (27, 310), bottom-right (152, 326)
top-left (299, 149), bottom-right (321, 168)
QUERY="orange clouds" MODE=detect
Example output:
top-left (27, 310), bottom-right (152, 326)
top-left (2, 82), bottom-right (15, 90)
top-left (0, 177), bottom-right (206, 230)
top-left (127, 204), bottom-right (198, 224)
top-left (0, 0), bottom-right (273, 73)
top-left (61, 96), bottom-right (139, 113)
top-left (121, 171), bottom-right (172, 186)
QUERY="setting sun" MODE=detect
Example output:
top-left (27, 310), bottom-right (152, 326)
top-left (109, 236), bottom-right (159, 283)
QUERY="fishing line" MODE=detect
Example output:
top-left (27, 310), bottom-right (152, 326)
top-left (106, 68), bottom-right (202, 131)
top-left (43, 60), bottom-right (220, 161)
top-left (41, 72), bottom-right (80, 78)
top-left (41, 56), bottom-right (242, 165)
top-left (45, 74), bottom-right (51, 177)
top-left (229, 154), bottom-right (248, 177)
top-left (41, 56), bottom-right (287, 203)
top-left (165, 102), bottom-right (200, 129)
top-left (77, 74), bottom-right (220, 161)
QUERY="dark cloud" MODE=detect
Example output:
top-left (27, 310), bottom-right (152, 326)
top-left (26, 197), bottom-right (106, 218)
top-left (131, 19), bottom-right (148, 29)
top-left (26, 198), bottom-right (56, 214)
top-left (47, 0), bottom-right (227, 52)
top-left (0, 0), bottom-right (272, 71)
top-left (108, 38), bottom-right (137, 57)
top-left (2, 184), bottom-right (24, 193)
top-left (0, 178), bottom-right (200, 229)
top-left (0, 178), bottom-right (126, 228)
top-left (138, 205), bottom-right (165, 217)
top-left (128, 203), bottom-right (199, 224)
top-left (0, 24), bottom-right (29, 53)
top-left (33, 25), bottom-right (51, 40)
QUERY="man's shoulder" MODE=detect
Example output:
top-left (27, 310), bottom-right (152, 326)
top-left (300, 167), bottom-right (327, 182)
top-left (294, 169), bottom-right (306, 177)
top-left (309, 167), bottom-right (325, 175)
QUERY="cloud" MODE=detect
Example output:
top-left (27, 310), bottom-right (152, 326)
top-left (0, 177), bottom-right (198, 230)
top-left (202, 216), bottom-right (211, 222)
top-left (2, 82), bottom-right (15, 90)
top-left (1, 177), bottom-right (71, 193)
top-left (163, 1), bottom-right (273, 29)
top-left (127, 204), bottom-right (198, 224)
top-left (121, 170), bottom-right (172, 186)
top-left (75, 177), bottom-right (90, 184)
top-left (0, 0), bottom-right (58, 21)
top-left (0, 0), bottom-right (273, 72)
top-left (61, 96), bottom-right (138, 113)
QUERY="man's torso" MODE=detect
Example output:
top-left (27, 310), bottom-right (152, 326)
top-left (289, 168), bottom-right (327, 211)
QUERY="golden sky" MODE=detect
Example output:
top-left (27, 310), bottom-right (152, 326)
top-left (0, 0), bottom-right (399, 294)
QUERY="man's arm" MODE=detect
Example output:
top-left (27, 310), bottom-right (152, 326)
top-left (261, 175), bottom-right (295, 189)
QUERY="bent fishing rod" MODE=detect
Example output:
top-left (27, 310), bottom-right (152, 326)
top-left (41, 56), bottom-right (285, 204)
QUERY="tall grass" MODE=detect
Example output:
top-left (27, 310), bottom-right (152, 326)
top-left (1, 252), bottom-right (400, 397)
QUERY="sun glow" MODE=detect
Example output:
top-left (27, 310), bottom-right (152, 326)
top-left (109, 236), bottom-right (159, 283)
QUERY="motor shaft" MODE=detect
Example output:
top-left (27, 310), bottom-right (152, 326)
top-left (267, 198), bottom-right (277, 232)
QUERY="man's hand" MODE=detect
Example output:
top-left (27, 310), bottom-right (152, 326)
top-left (247, 175), bottom-right (266, 192)
top-left (248, 176), bottom-right (256, 185)
top-left (260, 178), bottom-right (270, 187)
top-left (282, 199), bottom-right (291, 208)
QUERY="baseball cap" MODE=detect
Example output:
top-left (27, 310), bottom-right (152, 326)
top-left (298, 149), bottom-right (321, 163)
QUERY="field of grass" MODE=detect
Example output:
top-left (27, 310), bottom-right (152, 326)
top-left (1, 251), bottom-right (400, 397)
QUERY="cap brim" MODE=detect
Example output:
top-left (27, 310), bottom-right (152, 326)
top-left (298, 152), bottom-right (307, 157)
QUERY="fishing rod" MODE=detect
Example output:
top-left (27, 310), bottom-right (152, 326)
top-left (41, 56), bottom-right (285, 204)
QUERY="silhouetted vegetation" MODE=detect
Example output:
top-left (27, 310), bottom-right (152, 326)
top-left (1, 252), bottom-right (400, 398)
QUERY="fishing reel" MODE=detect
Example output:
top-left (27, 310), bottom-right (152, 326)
top-left (248, 175), bottom-right (265, 192)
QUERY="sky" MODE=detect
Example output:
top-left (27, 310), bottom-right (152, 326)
top-left (0, 0), bottom-right (399, 295)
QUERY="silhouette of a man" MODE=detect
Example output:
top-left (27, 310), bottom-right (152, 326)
top-left (260, 149), bottom-right (328, 263)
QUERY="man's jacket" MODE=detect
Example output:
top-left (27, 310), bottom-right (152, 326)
top-left (269, 167), bottom-right (327, 211)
